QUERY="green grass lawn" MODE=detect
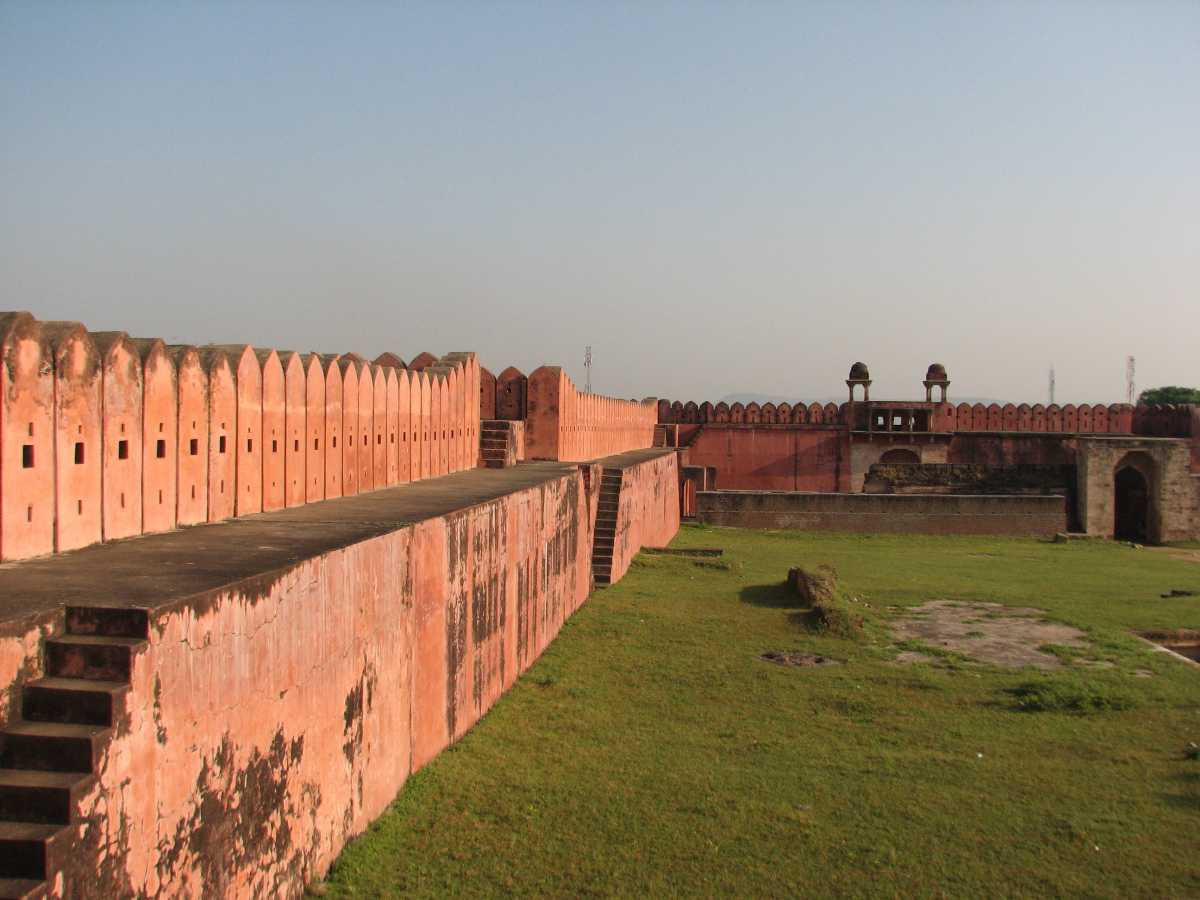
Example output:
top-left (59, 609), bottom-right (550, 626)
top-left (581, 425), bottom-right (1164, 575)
top-left (320, 527), bottom-right (1200, 898)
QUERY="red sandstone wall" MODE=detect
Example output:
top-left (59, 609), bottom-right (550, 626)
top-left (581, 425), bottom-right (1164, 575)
top-left (657, 396), bottom-right (1147, 436)
top-left (609, 452), bottom-right (681, 583)
top-left (697, 490), bottom-right (1067, 536)
top-left (35, 467), bottom-right (597, 897)
top-left (683, 426), bottom-right (848, 492)
top-left (525, 366), bottom-right (656, 461)
top-left (0, 312), bottom-right (482, 562)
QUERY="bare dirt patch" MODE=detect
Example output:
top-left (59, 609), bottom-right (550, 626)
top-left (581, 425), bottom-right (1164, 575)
top-left (760, 651), bottom-right (842, 668)
top-left (892, 601), bottom-right (1088, 669)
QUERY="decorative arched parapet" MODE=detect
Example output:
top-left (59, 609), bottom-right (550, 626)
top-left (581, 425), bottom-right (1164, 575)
top-left (200, 348), bottom-right (236, 521)
top-left (479, 366), bottom-right (497, 421)
top-left (1062, 404), bottom-right (1078, 434)
top-left (281, 351), bottom-right (306, 507)
top-left (823, 402), bottom-right (839, 423)
top-left (371, 363), bottom-right (388, 488)
top-left (955, 402), bottom-right (973, 432)
top-left (131, 339), bottom-right (178, 534)
top-left (497, 367), bottom-right (527, 421)
top-left (525, 365), bottom-right (565, 460)
top-left (1031, 403), bottom-right (1046, 432)
top-left (1091, 404), bottom-right (1108, 434)
top-left (775, 402), bottom-right (790, 424)
top-left (427, 370), bottom-right (443, 477)
top-left (971, 403), bottom-right (988, 431)
top-left (395, 367), bottom-right (411, 483)
top-left (670, 400), bottom-right (685, 423)
top-left (714, 402), bottom-right (730, 424)
top-left (1001, 404), bottom-right (1018, 431)
top-left (304, 353), bottom-right (325, 503)
top-left (807, 402), bottom-right (823, 425)
top-left (206, 345), bottom-right (262, 516)
top-left (1, 314), bottom-right (55, 559)
top-left (373, 351), bottom-right (406, 370)
top-left (93, 331), bottom-right (145, 539)
top-left (408, 351), bottom-right (438, 372)
top-left (986, 403), bottom-right (1003, 431)
top-left (43, 321), bottom-right (102, 552)
top-left (730, 402), bottom-right (745, 424)
top-left (1017, 404), bottom-right (1033, 431)
top-left (1078, 404), bottom-right (1094, 433)
top-left (683, 400), bottom-right (699, 424)
top-left (351, 356), bottom-right (374, 492)
top-left (256, 349), bottom-right (286, 512)
top-left (760, 403), bottom-right (776, 425)
top-left (745, 402), bottom-right (761, 424)
top-left (338, 356), bottom-right (360, 496)
top-left (1109, 403), bottom-right (1132, 434)
top-left (657, 399), bottom-right (672, 423)
top-left (1046, 404), bottom-right (1063, 432)
top-left (383, 365), bottom-right (399, 485)
top-left (169, 345), bottom-right (207, 527)
top-left (419, 370), bottom-right (433, 480)
top-left (321, 355), bottom-right (344, 498)
top-left (790, 403), bottom-right (806, 425)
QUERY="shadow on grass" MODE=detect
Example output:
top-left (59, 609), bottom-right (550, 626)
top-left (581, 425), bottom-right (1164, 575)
top-left (1159, 792), bottom-right (1199, 811)
top-left (739, 583), bottom-right (800, 609)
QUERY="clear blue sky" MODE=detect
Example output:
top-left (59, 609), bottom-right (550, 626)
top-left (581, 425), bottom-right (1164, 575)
top-left (2, 1), bottom-right (1196, 404)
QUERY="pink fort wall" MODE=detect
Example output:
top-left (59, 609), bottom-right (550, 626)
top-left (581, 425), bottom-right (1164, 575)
top-left (0, 450), bottom-right (686, 896)
top-left (0, 312), bottom-right (483, 561)
top-left (174, 347), bottom-right (208, 528)
top-left (45, 323), bottom-right (102, 553)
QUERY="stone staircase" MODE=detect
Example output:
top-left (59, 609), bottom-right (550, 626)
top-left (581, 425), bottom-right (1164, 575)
top-left (0, 608), bottom-right (146, 899)
top-left (591, 468), bottom-right (622, 587)
top-left (479, 420), bottom-right (519, 469)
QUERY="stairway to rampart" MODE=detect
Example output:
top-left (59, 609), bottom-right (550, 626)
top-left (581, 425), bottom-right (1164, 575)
top-left (591, 468), bottom-right (622, 586)
top-left (0, 608), bottom-right (146, 899)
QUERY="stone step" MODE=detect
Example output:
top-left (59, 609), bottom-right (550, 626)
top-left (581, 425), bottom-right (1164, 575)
top-left (0, 822), bottom-right (62, 880)
top-left (45, 636), bottom-right (140, 682)
top-left (65, 607), bottom-right (147, 640)
top-left (0, 770), bottom-right (94, 826)
top-left (0, 722), bottom-right (108, 773)
top-left (0, 877), bottom-right (47, 899)
top-left (22, 678), bottom-right (127, 727)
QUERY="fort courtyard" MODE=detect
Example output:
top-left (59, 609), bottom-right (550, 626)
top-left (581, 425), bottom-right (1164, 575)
top-left (322, 526), bottom-right (1199, 898)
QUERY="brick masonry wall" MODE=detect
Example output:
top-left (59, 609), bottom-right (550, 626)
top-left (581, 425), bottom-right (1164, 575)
top-left (697, 491), bottom-right (1067, 536)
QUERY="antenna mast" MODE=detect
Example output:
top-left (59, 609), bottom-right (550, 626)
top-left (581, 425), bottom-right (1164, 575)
top-left (584, 345), bottom-right (592, 394)
top-left (1125, 355), bottom-right (1135, 405)
top-left (1048, 365), bottom-right (1056, 406)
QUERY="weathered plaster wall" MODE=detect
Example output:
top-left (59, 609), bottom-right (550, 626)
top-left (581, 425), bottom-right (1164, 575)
top-left (609, 451), bottom-right (680, 584)
top-left (52, 469), bottom-right (597, 898)
top-left (697, 490), bottom-right (1067, 536)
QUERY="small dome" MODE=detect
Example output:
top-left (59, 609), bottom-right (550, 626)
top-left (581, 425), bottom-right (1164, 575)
top-left (848, 361), bottom-right (870, 380)
top-left (926, 363), bottom-right (948, 381)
